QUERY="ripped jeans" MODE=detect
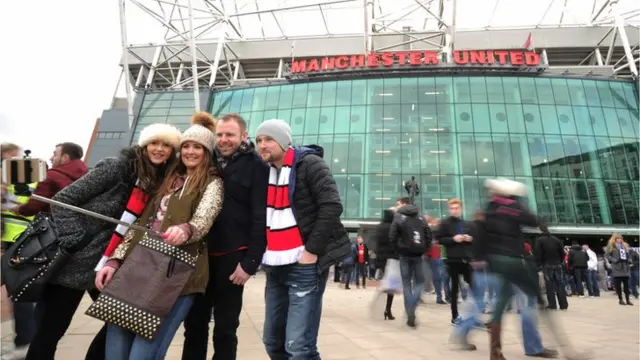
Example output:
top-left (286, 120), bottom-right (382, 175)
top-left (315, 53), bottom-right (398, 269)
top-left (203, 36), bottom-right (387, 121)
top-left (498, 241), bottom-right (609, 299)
top-left (263, 263), bottom-right (329, 360)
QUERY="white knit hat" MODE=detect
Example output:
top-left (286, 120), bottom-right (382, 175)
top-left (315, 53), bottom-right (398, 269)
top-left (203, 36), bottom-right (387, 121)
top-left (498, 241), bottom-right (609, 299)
top-left (484, 178), bottom-right (528, 197)
top-left (180, 112), bottom-right (216, 153)
top-left (138, 123), bottom-right (182, 149)
top-left (255, 119), bottom-right (292, 150)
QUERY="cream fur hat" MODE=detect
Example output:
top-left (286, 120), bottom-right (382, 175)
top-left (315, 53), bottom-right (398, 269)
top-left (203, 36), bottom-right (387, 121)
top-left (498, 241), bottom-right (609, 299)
top-left (180, 112), bottom-right (216, 153)
top-left (484, 178), bottom-right (528, 197)
top-left (138, 123), bottom-right (182, 149)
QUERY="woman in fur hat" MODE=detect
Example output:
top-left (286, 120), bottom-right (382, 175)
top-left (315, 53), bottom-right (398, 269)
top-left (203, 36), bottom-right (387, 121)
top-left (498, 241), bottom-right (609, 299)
top-left (94, 112), bottom-right (224, 360)
top-left (26, 123), bottom-right (182, 360)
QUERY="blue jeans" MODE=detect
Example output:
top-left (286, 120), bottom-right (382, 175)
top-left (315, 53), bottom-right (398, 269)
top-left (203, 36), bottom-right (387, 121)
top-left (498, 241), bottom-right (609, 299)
top-left (429, 259), bottom-right (444, 302)
top-left (514, 287), bottom-right (544, 355)
top-left (399, 255), bottom-right (425, 319)
top-left (106, 295), bottom-right (194, 360)
top-left (263, 263), bottom-right (329, 360)
top-left (630, 268), bottom-right (639, 298)
top-left (587, 270), bottom-right (600, 297)
top-left (455, 269), bottom-right (497, 338)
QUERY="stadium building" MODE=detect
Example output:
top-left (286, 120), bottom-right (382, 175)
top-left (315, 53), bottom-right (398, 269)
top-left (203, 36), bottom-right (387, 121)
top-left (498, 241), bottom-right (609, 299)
top-left (86, 0), bottom-right (640, 239)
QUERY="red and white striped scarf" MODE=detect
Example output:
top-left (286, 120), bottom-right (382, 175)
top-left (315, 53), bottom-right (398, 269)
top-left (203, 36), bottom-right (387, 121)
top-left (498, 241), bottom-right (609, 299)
top-left (262, 148), bottom-right (304, 266)
top-left (94, 181), bottom-right (149, 271)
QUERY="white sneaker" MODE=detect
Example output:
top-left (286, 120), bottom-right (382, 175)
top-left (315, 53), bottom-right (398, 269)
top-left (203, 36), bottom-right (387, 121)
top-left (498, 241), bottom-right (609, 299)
top-left (1, 345), bottom-right (28, 360)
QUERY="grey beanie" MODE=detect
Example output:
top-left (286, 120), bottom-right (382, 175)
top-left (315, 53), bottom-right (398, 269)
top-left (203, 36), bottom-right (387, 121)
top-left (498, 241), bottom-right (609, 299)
top-left (255, 119), bottom-right (292, 150)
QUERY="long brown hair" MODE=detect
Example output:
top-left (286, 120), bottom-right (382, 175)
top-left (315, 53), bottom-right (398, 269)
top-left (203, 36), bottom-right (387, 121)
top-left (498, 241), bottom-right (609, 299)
top-left (127, 146), bottom-right (177, 195)
top-left (156, 145), bottom-right (217, 202)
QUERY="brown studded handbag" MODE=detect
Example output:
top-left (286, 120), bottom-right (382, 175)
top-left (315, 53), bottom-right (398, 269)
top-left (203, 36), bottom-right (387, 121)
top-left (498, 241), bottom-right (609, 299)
top-left (85, 233), bottom-right (197, 340)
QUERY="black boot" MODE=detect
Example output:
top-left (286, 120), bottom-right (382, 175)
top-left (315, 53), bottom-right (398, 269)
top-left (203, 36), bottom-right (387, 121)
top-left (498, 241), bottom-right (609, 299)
top-left (626, 295), bottom-right (634, 306)
top-left (526, 348), bottom-right (559, 358)
top-left (384, 311), bottom-right (395, 320)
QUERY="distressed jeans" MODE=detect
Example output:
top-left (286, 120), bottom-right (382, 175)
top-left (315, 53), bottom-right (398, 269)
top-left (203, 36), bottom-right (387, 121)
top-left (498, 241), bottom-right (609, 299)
top-left (455, 269), bottom-right (497, 339)
top-left (399, 255), bottom-right (425, 319)
top-left (263, 263), bottom-right (329, 360)
top-left (514, 287), bottom-right (545, 355)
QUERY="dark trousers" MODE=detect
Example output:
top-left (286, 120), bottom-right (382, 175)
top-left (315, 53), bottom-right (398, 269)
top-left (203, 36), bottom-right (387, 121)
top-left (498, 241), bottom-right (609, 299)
top-left (446, 261), bottom-right (472, 320)
top-left (542, 264), bottom-right (568, 310)
top-left (182, 251), bottom-right (245, 360)
top-left (630, 268), bottom-right (639, 298)
top-left (342, 265), bottom-right (353, 288)
top-left (355, 263), bottom-right (367, 287)
top-left (12, 301), bottom-right (36, 347)
top-left (333, 264), bottom-right (341, 282)
top-left (587, 270), bottom-right (600, 297)
top-left (84, 289), bottom-right (106, 360)
top-left (25, 284), bottom-right (95, 360)
top-left (573, 268), bottom-right (588, 296)
top-left (614, 276), bottom-right (630, 301)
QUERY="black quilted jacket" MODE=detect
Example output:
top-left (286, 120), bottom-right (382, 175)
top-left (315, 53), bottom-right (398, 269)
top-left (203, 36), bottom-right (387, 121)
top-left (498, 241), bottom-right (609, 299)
top-left (290, 145), bottom-right (352, 272)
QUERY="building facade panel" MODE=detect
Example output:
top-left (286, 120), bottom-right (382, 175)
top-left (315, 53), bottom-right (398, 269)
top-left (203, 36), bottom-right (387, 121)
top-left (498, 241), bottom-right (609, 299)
top-left (208, 76), bottom-right (639, 226)
top-left (127, 76), bottom-right (638, 227)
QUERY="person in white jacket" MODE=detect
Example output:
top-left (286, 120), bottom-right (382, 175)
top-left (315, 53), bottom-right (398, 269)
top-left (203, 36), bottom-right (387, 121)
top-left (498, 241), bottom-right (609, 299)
top-left (583, 244), bottom-right (600, 297)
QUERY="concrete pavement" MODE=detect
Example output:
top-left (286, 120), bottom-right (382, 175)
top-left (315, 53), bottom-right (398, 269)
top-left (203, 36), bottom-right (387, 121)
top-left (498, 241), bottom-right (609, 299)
top-left (2, 275), bottom-right (639, 359)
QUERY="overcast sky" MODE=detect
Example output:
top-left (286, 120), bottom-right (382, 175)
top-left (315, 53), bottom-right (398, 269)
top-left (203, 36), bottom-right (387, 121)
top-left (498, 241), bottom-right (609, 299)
top-left (0, 0), bottom-right (637, 161)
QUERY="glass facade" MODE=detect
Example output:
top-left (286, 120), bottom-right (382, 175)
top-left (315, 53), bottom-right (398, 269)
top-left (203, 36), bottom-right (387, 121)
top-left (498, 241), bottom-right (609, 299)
top-left (134, 76), bottom-right (639, 226)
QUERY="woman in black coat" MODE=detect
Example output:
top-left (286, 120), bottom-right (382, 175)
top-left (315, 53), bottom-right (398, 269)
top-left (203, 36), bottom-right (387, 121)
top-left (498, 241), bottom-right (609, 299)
top-left (373, 208), bottom-right (398, 320)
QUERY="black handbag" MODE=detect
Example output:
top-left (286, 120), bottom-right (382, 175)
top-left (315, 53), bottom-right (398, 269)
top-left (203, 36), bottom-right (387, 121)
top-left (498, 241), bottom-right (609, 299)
top-left (1, 213), bottom-right (76, 302)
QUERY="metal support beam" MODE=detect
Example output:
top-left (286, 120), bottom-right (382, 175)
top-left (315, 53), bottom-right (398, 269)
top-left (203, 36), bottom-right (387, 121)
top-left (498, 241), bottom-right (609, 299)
top-left (594, 48), bottom-right (604, 66)
top-left (449, 0), bottom-right (457, 55)
top-left (612, 1), bottom-right (639, 76)
top-left (209, 30), bottom-right (226, 88)
top-left (145, 46), bottom-right (162, 88)
top-left (118, 0), bottom-right (135, 129)
top-left (187, 0), bottom-right (200, 111)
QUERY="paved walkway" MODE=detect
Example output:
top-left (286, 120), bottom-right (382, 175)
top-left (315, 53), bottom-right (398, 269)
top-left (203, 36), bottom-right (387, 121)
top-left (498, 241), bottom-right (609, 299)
top-left (2, 276), bottom-right (639, 359)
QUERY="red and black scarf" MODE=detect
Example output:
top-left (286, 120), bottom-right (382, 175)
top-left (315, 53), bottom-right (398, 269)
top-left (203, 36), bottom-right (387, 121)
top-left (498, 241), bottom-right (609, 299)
top-left (262, 148), bottom-right (304, 266)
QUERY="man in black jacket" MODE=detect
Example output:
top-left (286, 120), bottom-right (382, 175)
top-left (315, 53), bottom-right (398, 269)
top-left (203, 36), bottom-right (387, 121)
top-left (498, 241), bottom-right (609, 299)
top-left (438, 198), bottom-right (474, 324)
top-left (568, 242), bottom-right (590, 297)
top-left (534, 225), bottom-right (568, 310)
top-left (182, 113), bottom-right (270, 360)
top-left (389, 197), bottom-right (432, 328)
top-left (255, 119), bottom-right (351, 360)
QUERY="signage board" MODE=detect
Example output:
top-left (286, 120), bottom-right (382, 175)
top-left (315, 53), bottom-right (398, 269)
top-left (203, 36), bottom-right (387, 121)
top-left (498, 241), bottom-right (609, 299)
top-left (289, 50), bottom-right (542, 75)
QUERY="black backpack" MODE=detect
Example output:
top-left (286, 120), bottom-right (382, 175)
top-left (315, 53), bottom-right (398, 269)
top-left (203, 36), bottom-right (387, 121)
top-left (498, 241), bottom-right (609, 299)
top-left (399, 214), bottom-right (429, 255)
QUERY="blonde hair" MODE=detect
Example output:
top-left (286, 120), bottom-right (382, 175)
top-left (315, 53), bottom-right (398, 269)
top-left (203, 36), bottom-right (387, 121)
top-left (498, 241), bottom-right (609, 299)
top-left (448, 198), bottom-right (462, 206)
top-left (606, 232), bottom-right (629, 252)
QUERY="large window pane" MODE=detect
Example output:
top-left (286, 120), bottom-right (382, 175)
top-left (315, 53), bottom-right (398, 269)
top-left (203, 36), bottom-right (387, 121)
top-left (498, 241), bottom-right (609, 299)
top-left (471, 104), bottom-right (491, 133)
top-left (486, 77), bottom-right (506, 103)
top-left (351, 80), bottom-right (367, 105)
top-left (438, 133), bottom-right (457, 175)
top-left (292, 84), bottom-right (308, 108)
top-left (582, 80), bottom-right (601, 106)
top-left (319, 107), bottom-right (336, 135)
top-left (264, 86), bottom-right (280, 110)
top-left (401, 78), bottom-right (418, 104)
top-left (489, 104), bottom-right (509, 133)
top-left (306, 83), bottom-right (322, 107)
top-left (420, 133), bottom-right (439, 174)
top-left (336, 81), bottom-right (352, 106)
top-left (573, 106), bottom-right (594, 136)
top-left (551, 78), bottom-right (571, 105)
top-left (474, 135), bottom-right (497, 176)
top-left (454, 78), bottom-right (471, 102)
top-left (557, 105), bottom-right (578, 135)
top-left (603, 107), bottom-right (623, 137)
top-left (418, 77), bottom-right (437, 104)
top-left (539, 105), bottom-right (560, 134)
top-left (577, 136), bottom-right (603, 179)
top-left (321, 81), bottom-right (337, 107)
top-left (621, 82), bottom-right (638, 110)
top-left (596, 81), bottom-right (615, 107)
top-left (350, 105), bottom-right (368, 133)
top-left (518, 78), bottom-right (538, 104)
top-left (383, 78), bottom-right (401, 104)
top-left (567, 79), bottom-right (587, 106)
top-left (505, 104), bottom-right (526, 133)
top-left (528, 135), bottom-right (550, 177)
top-left (304, 107), bottom-right (321, 135)
top-left (278, 85), bottom-right (294, 109)
top-left (522, 105), bottom-right (543, 133)
top-left (333, 106), bottom-right (351, 134)
top-left (533, 178), bottom-right (557, 223)
top-left (491, 134), bottom-right (516, 176)
top-left (616, 108), bottom-right (637, 139)
top-left (469, 77), bottom-right (488, 103)
top-left (435, 77), bottom-right (453, 103)
top-left (455, 104), bottom-right (474, 132)
top-left (344, 175), bottom-right (363, 219)
top-left (535, 78), bottom-right (555, 105)
top-left (348, 135), bottom-right (364, 173)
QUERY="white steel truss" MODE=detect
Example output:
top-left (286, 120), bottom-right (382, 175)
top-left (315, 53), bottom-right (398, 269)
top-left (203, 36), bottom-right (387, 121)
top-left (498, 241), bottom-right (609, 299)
top-left (116, 0), bottom-right (640, 117)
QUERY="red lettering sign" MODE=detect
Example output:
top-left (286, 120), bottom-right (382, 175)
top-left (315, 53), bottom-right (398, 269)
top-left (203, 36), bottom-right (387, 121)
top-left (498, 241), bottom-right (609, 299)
top-left (290, 50), bottom-right (541, 73)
